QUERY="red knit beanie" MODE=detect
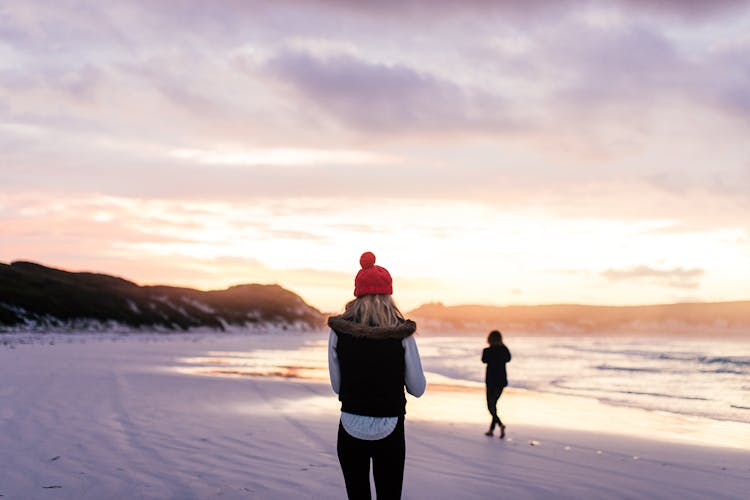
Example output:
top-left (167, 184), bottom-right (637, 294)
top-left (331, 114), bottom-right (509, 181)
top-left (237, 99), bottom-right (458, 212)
top-left (354, 251), bottom-right (393, 297)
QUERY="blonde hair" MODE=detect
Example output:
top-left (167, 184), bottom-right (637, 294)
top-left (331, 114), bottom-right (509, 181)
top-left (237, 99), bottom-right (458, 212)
top-left (342, 294), bottom-right (404, 328)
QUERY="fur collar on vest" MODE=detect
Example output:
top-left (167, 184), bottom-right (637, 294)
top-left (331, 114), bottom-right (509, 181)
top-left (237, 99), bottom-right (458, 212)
top-left (328, 316), bottom-right (416, 340)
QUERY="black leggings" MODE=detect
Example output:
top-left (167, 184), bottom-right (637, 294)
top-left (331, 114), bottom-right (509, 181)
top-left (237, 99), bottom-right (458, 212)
top-left (336, 416), bottom-right (405, 500)
top-left (486, 385), bottom-right (505, 430)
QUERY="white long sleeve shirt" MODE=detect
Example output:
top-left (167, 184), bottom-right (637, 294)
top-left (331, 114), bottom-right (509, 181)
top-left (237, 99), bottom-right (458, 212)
top-left (328, 330), bottom-right (426, 440)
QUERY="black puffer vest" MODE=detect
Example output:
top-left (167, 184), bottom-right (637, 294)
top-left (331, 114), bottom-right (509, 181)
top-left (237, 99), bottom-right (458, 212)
top-left (329, 316), bottom-right (417, 417)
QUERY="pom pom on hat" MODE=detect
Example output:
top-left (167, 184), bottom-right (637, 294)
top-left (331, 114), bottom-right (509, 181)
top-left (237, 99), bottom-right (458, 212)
top-left (354, 251), bottom-right (393, 296)
top-left (360, 251), bottom-right (376, 269)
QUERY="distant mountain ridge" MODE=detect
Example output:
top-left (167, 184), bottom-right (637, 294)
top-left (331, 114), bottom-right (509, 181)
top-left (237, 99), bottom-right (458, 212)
top-left (0, 261), bottom-right (325, 333)
top-left (408, 301), bottom-right (750, 337)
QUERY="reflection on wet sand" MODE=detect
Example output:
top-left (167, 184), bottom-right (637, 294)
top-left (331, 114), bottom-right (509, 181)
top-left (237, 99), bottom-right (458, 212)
top-left (176, 347), bottom-right (480, 391)
top-left (202, 366), bottom-right (321, 379)
top-left (175, 345), bottom-right (330, 382)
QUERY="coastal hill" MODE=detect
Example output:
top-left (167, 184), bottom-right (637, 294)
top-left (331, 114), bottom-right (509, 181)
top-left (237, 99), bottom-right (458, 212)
top-left (408, 301), bottom-right (750, 337)
top-left (3, 260), bottom-right (748, 337)
top-left (0, 261), bottom-right (325, 332)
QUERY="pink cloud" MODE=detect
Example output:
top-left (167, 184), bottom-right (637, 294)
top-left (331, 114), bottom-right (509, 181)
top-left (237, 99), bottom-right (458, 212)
top-left (265, 49), bottom-right (514, 134)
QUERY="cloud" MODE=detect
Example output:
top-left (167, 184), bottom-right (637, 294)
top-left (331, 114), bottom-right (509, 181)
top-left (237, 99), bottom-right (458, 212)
top-left (707, 37), bottom-right (750, 125)
top-left (193, 0), bottom-right (750, 22)
top-left (171, 147), bottom-right (393, 167)
top-left (550, 25), bottom-right (682, 104)
top-left (646, 165), bottom-right (750, 198)
top-left (614, 0), bottom-right (750, 19)
top-left (602, 265), bottom-right (705, 289)
top-left (0, 61), bottom-right (103, 102)
top-left (570, 24), bottom-right (750, 125)
top-left (264, 49), bottom-right (513, 134)
top-left (4, 1), bottom-right (750, 144)
top-left (328, 0), bottom-right (750, 21)
top-left (2, 0), bottom-right (749, 222)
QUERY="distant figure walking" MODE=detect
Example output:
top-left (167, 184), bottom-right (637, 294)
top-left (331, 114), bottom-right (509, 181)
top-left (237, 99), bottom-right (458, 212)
top-left (328, 251), bottom-right (426, 500)
top-left (482, 330), bottom-right (511, 438)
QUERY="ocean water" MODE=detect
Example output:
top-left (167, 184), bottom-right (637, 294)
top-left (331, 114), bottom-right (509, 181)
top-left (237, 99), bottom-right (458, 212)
top-left (179, 333), bottom-right (750, 425)
top-left (418, 336), bottom-right (750, 425)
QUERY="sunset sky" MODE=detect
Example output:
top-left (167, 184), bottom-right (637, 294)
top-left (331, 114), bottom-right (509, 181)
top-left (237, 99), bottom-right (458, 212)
top-left (2, 1), bottom-right (749, 312)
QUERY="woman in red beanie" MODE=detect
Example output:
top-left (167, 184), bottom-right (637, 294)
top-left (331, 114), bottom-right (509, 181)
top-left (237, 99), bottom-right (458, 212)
top-left (328, 251), bottom-right (426, 500)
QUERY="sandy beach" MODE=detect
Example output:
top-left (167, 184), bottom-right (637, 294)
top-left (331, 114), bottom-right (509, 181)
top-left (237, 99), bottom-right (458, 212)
top-left (1, 332), bottom-right (748, 499)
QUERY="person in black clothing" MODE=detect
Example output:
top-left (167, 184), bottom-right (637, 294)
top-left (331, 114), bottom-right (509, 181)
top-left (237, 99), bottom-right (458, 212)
top-left (482, 330), bottom-right (511, 438)
top-left (328, 251), bottom-right (426, 500)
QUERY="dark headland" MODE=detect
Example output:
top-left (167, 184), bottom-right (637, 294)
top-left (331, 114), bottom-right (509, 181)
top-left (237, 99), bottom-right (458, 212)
top-left (2, 260), bottom-right (748, 338)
